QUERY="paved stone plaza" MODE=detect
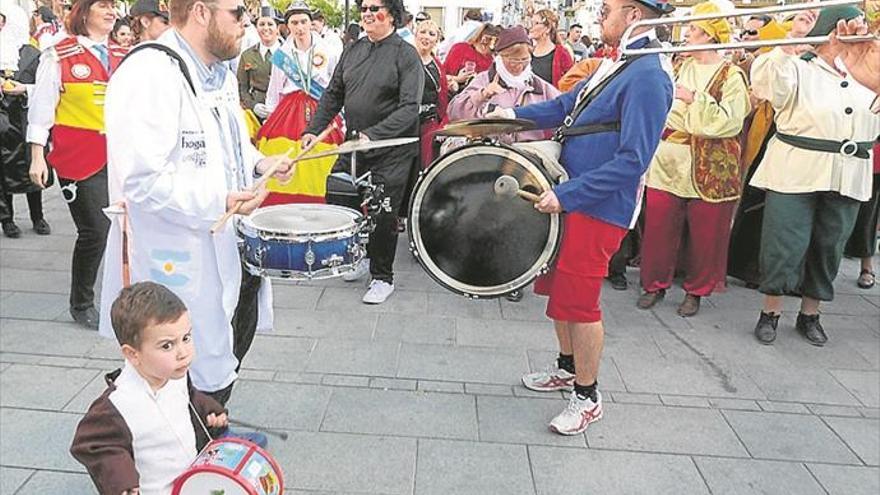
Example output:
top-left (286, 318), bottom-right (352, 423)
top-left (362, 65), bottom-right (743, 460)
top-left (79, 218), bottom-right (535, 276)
top-left (1, 192), bottom-right (878, 494)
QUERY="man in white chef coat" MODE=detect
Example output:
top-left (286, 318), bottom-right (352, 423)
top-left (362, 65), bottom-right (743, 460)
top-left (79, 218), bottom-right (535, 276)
top-left (99, 0), bottom-right (293, 404)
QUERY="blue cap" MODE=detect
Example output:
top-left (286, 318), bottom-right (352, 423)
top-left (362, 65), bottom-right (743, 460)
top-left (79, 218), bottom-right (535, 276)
top-left (634, 0), bottom-right (675, 14)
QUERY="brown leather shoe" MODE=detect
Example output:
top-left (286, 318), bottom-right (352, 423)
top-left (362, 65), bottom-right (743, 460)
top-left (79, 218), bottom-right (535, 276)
top-left (636, 289), bottom-right (665, 309)
top-left (677, 294), bottom-right (701, 317)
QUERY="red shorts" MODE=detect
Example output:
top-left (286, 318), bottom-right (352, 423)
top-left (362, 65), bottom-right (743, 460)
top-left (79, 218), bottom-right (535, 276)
top-left (534, 213), bottom-right (626, 323)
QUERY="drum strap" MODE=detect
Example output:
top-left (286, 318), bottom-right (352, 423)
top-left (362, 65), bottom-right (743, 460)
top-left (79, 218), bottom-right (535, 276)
top-left (554, 40), bottom-right (661, 143)
top-left (122, 43), bottom-right (196, 96)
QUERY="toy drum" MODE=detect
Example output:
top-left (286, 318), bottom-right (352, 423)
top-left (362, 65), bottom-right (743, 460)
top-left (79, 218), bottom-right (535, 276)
top-left (172, 438), bottom-right (284, 495)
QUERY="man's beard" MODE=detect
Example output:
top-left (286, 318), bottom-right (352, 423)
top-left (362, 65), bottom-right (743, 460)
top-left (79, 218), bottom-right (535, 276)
top-left (207, 17), bottom-right (241, 61)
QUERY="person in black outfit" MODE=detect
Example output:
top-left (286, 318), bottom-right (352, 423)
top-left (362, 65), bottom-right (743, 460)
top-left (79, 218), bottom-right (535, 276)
top-left (0, 22), bottom-right (51, 239)
top-left (302, 0), bottom-right (423, 305)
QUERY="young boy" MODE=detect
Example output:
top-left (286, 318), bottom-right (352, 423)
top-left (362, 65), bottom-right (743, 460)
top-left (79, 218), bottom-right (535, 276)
top-left (71, 281), bottom-right (229, 495)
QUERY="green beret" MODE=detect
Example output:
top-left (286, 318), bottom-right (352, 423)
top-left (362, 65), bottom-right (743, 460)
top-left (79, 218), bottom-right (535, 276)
top-left (806, 5), bottom-right (863, 37)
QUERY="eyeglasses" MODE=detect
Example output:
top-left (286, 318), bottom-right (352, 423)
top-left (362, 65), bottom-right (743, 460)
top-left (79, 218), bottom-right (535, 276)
top-left (360, 5), bottom-right (385, 13)
top-left (599, 4), bottom-right (637, 19)
top-left (222, 5), bottom-right (246, 22)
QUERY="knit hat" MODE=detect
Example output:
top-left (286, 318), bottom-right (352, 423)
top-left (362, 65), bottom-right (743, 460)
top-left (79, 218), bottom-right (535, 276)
top-left (494, 26), bottom-right (532, 53)
top-left (806, 5), bottom-right (864, 37)
top-left (691, 1), bottom-right (732, 43)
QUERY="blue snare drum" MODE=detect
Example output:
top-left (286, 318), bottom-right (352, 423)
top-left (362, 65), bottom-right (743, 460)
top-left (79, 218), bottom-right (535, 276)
top-left (239, 204), bottom-right (366, 280)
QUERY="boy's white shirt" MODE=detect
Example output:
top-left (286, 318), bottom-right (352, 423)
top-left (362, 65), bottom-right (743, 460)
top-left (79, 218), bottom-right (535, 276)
top-left (108, 361), bottom-right (197, 495)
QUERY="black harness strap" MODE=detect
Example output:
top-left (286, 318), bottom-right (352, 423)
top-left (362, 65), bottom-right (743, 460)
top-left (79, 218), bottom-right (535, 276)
top-left (122, 43), bottom-right (197, 96)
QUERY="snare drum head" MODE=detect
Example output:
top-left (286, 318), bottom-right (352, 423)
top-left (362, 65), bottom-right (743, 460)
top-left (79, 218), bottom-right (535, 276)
top-left (409, 144), bottom-right (561, 297)
top-left (243, 204), bottom-right (360, 235)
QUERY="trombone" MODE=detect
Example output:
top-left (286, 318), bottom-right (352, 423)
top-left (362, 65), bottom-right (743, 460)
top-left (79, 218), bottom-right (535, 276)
top-left (620, 0), bottom-right (879, 56)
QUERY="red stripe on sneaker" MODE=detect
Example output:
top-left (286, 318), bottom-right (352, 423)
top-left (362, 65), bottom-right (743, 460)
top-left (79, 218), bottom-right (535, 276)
top-left (576, 404), bottom-right (602, 431)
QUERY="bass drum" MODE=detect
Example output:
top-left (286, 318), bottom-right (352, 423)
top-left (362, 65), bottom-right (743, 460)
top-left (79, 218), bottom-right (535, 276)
top-left (408, 143), bottom-right (562, 298)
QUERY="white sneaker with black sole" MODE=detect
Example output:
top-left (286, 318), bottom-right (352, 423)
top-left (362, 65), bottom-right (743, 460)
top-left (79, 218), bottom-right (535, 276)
top-left (343, 258), bottom-right (369, 282)
top-left (363, 279), bottom-right (394, 304)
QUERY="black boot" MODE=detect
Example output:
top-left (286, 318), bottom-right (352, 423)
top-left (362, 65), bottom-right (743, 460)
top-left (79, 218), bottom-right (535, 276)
top-left (2, 221), bottom-right (21, 238)
top-left (754, 311), bottom-right (780, 345)
top-left (32, 218), bottom-right (51, 235)
top-left (796, 312), bottom-right (827, 347)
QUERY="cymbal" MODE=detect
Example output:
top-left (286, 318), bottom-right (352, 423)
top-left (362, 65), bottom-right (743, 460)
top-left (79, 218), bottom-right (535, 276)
top-left (435, 118), bottom-right (537, 138)
top-left (297, 137), bottom-right (419, 162)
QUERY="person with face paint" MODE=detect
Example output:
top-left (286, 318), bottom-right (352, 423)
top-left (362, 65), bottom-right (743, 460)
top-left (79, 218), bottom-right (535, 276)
top-left (254, 1), bottom-right (344, 205)
top-left (99, 0), bottom-right (295, 406)
top-left (302, 0), bottom-right (423, 305)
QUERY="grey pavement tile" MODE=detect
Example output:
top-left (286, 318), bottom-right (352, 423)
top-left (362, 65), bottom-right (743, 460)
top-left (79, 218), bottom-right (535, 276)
top-left (305, 339), bottom-right (399, 376)
top-left (317, 287), bottom-right (427, 315)
top-left (417, 380), bottom-right (463, 393)
top-left (270, 308), bottom-right (377, 340)
top-left (0, 249), bottom-right (70, 271)
top-left (744, 364), bottom-right (860, 406)
top-left (415, 439), bottom-right (534, 495)
top-left (614, 353), bottom-right (766, 399)
top-left (398, 343), bottom-right (527, 384)
top-left (0, 268), bottom-right (70, 294)
top-left (0, 408), bottom-right (85, 471)
top-left (723, 410), bottom-right (861, 464)
top-left (822, 416), bottom-right (880, 466)
top-left (860, 407), bottom-right (880, 419)
top-left (694, 457), bottom-right (825, 495)
top-left (455, 318), bottom-right (559, 350)
top-left (373, 312), bottom-right (455, 345)
top-left (62, 373), bottom-right (108, 414)
top-left (225, 381), bottom-right (332, 431)
top-left (819, 294), bottom-right (880, 316)
top-left (499, 289), bottom-right (552, 322)
top-left (269, 431), bottom-right (416, 494)
top-left (829, 369), bottom-right (880, 408)
top-left (0, 233), bottom-right (72, 254)
top-left (391, 269), bottom-right (450, 293)
top-left (370, 377), bottom-right (417, 391)
top-left (274, 372), bottom-right (323, 385)
top-left (512, 386), bottom-right (564, 399)
top-left (529, 446), bottom-right (710, 495)
top-left (757, 400), bottom-right (811, 414)
top-left (321, 374), bottom-right (370, 387)
top-left (465, 383), bottom-right (513, 396)
top-left (238, 334), bottom-right (314, 372)
top-left (0, 319), bottom-right (102, 357)
top-left (660, 395), bottom-right (711, 408)
top-left (609, 392), bottom-right (662, 405)
top-left (808, 404), bottom-right (864, 417)
top-left (321, 388), bottom-right (478, 440)
top-left (36, 356), bottom-right (89, 368)
top-left (476, 395), bottom-right (586, 447)
top-left (14, 470), bottom-right (96, 495)
top-left (0, 364), bottom-right (99, 410)
top-left (0, 292), bottom-right (68, 321)
top-left (708, 398), bottom-right (761, 411)
top-left (269, 283), bottom-right (324, 310)
top-left (0, 352), bottom-right (44, 365)
top-left (807, 464), bottom-right (880, 495)
top-left (0, 466), bottom-right (32, 494)
top-left (774, 335), bottom-right (875, 371)
top-left (588, 402), bottom-right (748, 457)
top-left (84, 337), bottom-right (123, 360)
top-left (238, 369), bottom-right (277, 381)
top-left (426, 293), bottom-right (502, 320)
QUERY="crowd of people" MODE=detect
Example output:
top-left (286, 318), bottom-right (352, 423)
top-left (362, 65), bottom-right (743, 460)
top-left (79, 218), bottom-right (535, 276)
top-left (0, 0), bottom-right (878, 492)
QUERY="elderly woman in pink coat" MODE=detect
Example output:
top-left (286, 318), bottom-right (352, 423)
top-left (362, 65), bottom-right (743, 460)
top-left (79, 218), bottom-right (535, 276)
top-left (448, 26), bottom-right (560, 143)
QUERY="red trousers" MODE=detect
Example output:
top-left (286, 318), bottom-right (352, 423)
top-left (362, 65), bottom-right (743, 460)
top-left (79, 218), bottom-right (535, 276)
top-left (640, 188), bottom-right (736, 297)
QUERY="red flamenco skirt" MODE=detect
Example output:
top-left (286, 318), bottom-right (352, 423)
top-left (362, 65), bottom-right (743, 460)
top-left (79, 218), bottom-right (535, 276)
top-left (419, 118), bottom-right (444, 169)
top-left (255, 91), bottom-right (345, 205)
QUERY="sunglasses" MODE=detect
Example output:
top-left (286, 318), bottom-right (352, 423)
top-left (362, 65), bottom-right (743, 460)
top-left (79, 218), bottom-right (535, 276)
top-left (360, 5), bottom-right (385, 13)
top-left (223, 5), bottom-right (246, 22)
top-left (742, 29), bottom-right (759, 36)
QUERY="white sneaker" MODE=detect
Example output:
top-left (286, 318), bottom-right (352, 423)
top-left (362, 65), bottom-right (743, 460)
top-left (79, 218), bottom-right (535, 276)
top-left (549, 390), bottom-right (603, 436)
top-left (521, 367), bottom-right (576, 392)
top-left (343, 258), bottom-right (369, 282)
top-left (363, 279), bottom-right (394, 304)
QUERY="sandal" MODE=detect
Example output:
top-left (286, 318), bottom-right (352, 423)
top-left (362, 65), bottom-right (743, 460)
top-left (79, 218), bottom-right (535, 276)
top-left (857, 268), bottom-right (875, 289)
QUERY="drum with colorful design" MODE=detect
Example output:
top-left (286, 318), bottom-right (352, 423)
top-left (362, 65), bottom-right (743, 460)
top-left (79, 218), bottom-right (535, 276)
top-left (171, 438), bottom-right (284, 495)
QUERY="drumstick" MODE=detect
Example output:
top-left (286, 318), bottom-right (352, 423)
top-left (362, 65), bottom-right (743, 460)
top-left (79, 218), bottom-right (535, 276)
top-left (228, 418), bottom-right (290, 441)
top-left (210, 124), bottom-right (337, 233)
top-left (517, 189), bottom-right (542, 203)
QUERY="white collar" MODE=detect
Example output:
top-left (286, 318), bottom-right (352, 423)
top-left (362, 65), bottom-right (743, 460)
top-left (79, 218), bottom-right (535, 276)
top-left (624, 28), bottom-right (657, 49)
top-left (76, 35), bottom-right (108, 50)
top-left (259, 40), bottom-right (280, 57)
top-left (118, 360), bottom-right (189, 401)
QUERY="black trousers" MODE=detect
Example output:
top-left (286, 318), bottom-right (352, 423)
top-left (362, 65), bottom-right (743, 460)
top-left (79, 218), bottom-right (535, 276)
top-left (232, 265), bottom-right (261, 371)
top-left (0, 191), bottom-right (43, 223)
top-left (844, 173), bottom-right (880, 259)
top-left (59, 168), bottom-right (109, 310)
